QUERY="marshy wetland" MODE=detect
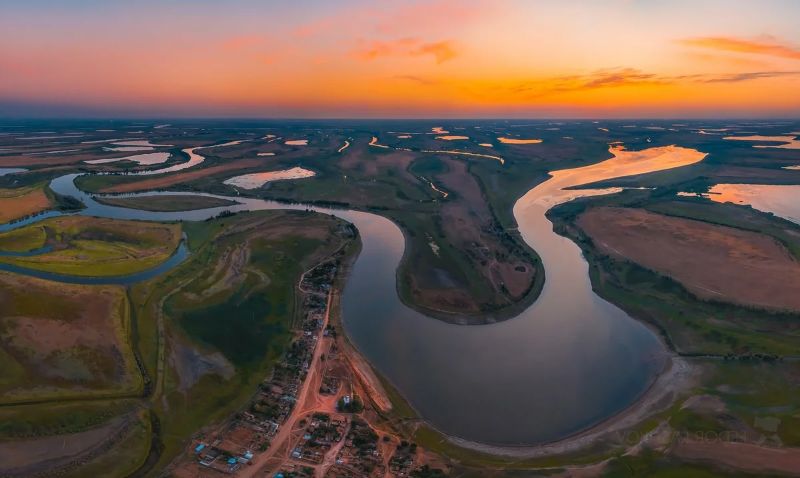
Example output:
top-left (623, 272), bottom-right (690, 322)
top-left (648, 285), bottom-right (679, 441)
top-left (2, 119), bottom-right (800, 477)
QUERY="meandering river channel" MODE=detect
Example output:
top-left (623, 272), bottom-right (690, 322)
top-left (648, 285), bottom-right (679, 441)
top-left (3, 144), bottom-right (707, 445)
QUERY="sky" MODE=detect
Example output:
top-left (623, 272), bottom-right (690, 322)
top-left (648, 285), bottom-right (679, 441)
top-left (1, 0), bottom-right (800, 118)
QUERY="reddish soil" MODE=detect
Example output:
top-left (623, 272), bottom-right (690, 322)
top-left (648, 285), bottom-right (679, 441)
top-left (577, 207), bottom-right (800, 311)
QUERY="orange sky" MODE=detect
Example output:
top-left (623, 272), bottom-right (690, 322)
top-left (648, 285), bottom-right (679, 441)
top-left (1, 0), bottom-right (799, 117)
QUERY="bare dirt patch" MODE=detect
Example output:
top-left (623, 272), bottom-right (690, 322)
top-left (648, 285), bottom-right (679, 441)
top-left (169, 336), bottom-right (235, 393)
top-left (577, 207), bottom-right (800, 312)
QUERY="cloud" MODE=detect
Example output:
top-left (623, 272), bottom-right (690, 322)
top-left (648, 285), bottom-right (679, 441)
top-left (413, 41), bottom-right (457, 63)
top-left (681, 36), bottom-right (800, 61)
top-left (507, 67), bottom-right (800, 99)
top-left (510, 68), bottom-right (665, 97)
top-left (355, 38), bottom-right (458, 64)
top-left (392, 75), bottom-right (438, 85)
top-left (700, 70), bottom-right (800, 83)
top-left (580, 68), bottom-right (662, 88)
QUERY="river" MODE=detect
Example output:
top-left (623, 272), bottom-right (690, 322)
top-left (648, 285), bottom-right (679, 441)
top-left (5, 144), bottom-right (706, 445)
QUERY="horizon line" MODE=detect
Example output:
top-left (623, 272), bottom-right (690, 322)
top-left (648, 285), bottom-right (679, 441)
top-left (1, 116), bottom-right (799, 122)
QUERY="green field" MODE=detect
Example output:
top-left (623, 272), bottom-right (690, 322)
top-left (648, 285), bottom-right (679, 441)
top-left (95, 194), bottom-right (238, 212)
top-left (129, 210), bottom-right (354, 474)
top-left (0, 216), bottom-right (181, 276)
top-left (0, 209), bottom-right (354, 477)
top-left (0, 225), bottom-right (47, 252)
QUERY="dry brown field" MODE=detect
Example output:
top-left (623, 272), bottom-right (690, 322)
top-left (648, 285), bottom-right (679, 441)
top-left (577, 207), bottom-right (800, 311)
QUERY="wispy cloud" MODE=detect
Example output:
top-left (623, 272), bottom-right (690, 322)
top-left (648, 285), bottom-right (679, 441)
top-left (413, 41), bottom-right (457, 63)
top-left (509, 68), bottom-right (665, 97)
top-left (507, 67), bottom-right (800, 99)
top-left (699, 70), bottom-right (800, 83)
top-left (579, 68), bottom-right (663, 88)
top-left (354, 38), bottom-right (458, 64)
top-left (681, 36), bottom-right (800, 61)
top-left (392, 75), bottom-right (438, 86)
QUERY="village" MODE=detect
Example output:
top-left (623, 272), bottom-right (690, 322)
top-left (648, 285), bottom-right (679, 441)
top-left (170, 250), bottom-right (445, 478)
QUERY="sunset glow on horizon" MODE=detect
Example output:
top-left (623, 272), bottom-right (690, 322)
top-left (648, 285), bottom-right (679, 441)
top-left (2, 0), bottom-right (800, 118)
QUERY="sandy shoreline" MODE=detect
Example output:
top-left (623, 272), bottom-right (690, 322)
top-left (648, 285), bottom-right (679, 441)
top-left (443, 355), bottom-right (697, 457)
top-left (343, 316), bottom-right (697, 459)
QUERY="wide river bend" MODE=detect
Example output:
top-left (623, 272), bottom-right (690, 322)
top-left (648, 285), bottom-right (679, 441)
top-left (6, 145), bottom-right (707, 445)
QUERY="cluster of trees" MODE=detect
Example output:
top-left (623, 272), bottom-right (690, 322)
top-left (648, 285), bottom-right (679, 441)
top-left (336, 395), bottom-right (364, 413)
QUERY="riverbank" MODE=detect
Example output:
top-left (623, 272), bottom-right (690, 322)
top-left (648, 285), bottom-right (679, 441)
top-left (319, 211), bottom-right (694, 468)
top-left (325, 270), bottom-right (700, 473)
top-left (444, 356), bottom-right (698, 459)
top-left (15, 143), bottom-right (709, 452)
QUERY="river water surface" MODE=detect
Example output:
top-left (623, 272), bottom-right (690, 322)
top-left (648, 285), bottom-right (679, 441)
top-left (707, 184), bottom-right (800, 225)
top-left (13, 144), bottom-right (707, 445)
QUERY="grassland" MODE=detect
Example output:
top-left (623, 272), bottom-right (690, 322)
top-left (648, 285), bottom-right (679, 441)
top-left (96, 194), bottom-right (238, 211)
top-left (0, 216), bottom-right (181, 276)
top-left (128, 210), bottom-right (355, 475)
top-left (0, 209), bottom-right (355, 477)
top-left (0, 225), bottom-right (47, 252)
top-left (0, 399), bottom-right (140, 439)
top-left (6, 121), bottom-right (800, 476)
top-left (0, 271), bottom-right (142, 402)
top-left (177, 133), bottom-right (559, 323)
top-left (23, 123), bottom-right (621, 324)
top-left (54, 128), bottom-right (547, 323)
